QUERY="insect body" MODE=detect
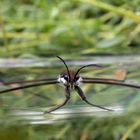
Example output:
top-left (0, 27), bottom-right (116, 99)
top-left (58, 72), bottom-right (82, 89)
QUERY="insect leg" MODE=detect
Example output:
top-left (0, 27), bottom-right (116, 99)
top-left (74, 86), bottom-right (113, 111)
top-left (45, 86), bottom-right (70, 113)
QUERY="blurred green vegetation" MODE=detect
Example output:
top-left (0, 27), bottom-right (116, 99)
top-left (0, 0), bottom-right (140, 57)
top-left (0, 112), bottom-right (140, 140)
top-left (0, 0), bottom-right (140, 140)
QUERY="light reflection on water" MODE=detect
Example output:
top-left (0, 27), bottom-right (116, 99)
top-left (7, 105), bottom-right (124, 125)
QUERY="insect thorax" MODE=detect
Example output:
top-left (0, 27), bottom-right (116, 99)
top-left (57, 73), bottom-right (82, 87)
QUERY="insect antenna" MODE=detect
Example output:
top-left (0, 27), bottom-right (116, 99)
top-left (74, 64), bottom-right (103, 81)
top-left (57, 56), bottom-right (71, 81)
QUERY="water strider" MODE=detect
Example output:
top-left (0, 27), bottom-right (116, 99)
top-left (0, 56), bottom-right (140, 113)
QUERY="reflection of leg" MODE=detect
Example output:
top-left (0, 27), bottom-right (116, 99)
top-left (45, 86), bottom-right (70, 113)
top-left (74, 86), bottom-right (113, 111)
top-left (34, 93), bottom-right (49, 100)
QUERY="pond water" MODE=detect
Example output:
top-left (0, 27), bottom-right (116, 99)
top-left (0, 55), bottom-right (140, 129)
